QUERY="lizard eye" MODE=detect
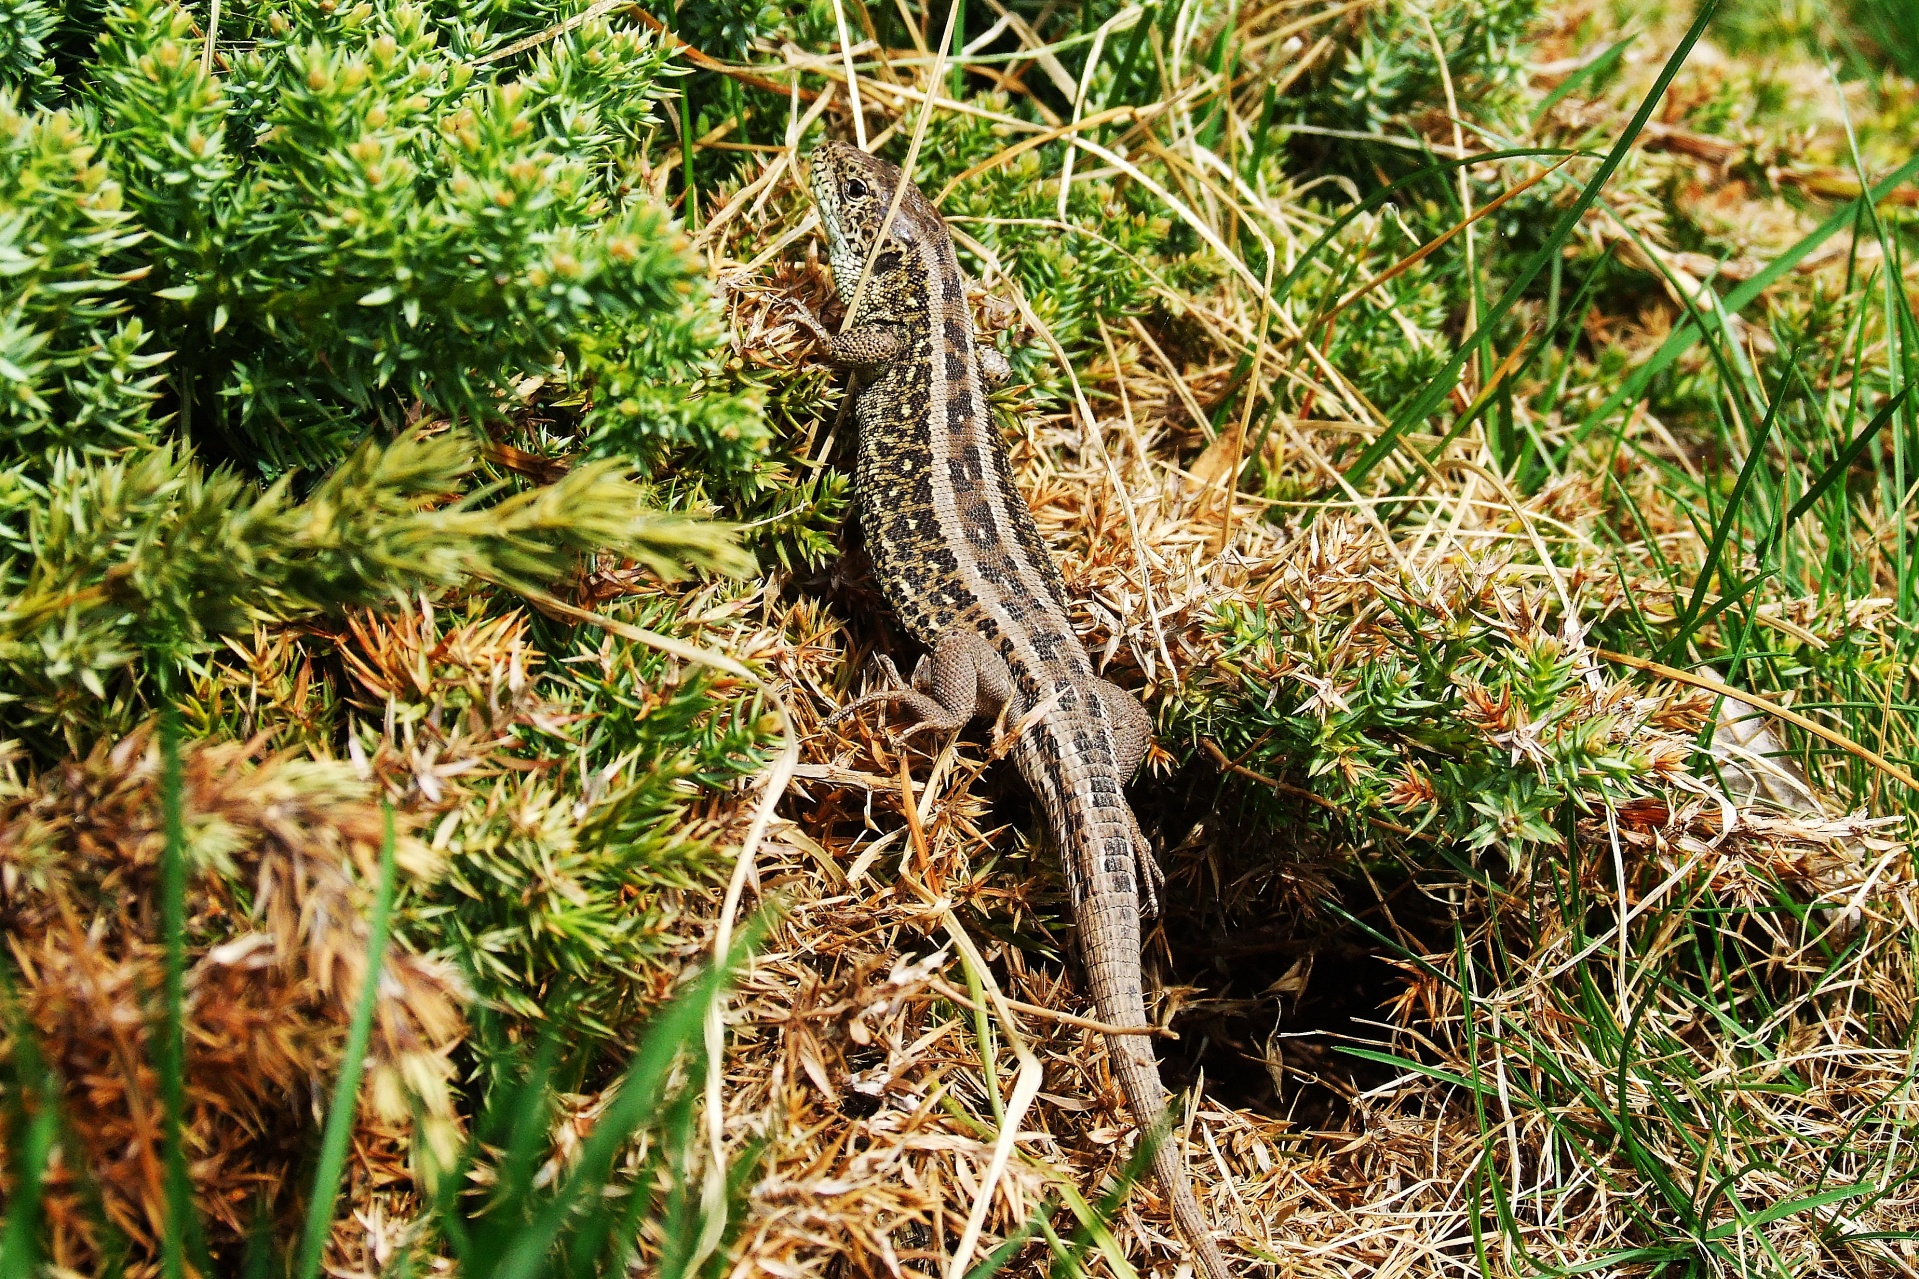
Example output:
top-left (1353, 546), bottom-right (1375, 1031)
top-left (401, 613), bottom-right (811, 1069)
top-left (844, 178), bottom-right (868, 199)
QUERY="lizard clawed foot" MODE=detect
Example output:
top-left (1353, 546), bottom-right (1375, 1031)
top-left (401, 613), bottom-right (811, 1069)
top-left (1128, 810), bottom-right (1165, 919)
top-left (1138, 846), bottom-right (1165, 919)
top-left (786, 299), bottom-right (837, 348)
top-left (824, 688), bottom-right (896, 729)
top-left (824, 654), bottom-right (909, 728)
top-left (891, 719), bottom-right (946, 746)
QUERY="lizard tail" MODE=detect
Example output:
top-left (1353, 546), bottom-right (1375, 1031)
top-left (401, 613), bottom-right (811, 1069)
top-left (1018, 718), bottom-right (1234, 1279)
top-left (1079, 883), bottom-right (1237, 1279)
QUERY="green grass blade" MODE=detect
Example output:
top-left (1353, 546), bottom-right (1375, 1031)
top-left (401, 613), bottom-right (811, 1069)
top-left (1668, 568), bottom-right (1772, 657)
top-left (1244, 81), bottom-right (1278, 184)
top-left (1559, 152), bottom-right (1919, 467)
top-left (465, 1032), bottom-right (561, 1265)
top-left (0, 969), bottom-right (59, 1279)
top-left (1661, 353), bottom-right (1797, 661)
top-left (0, 1086), bottom-right (55, 1279)
top-left (295, 805), bottom-right (400, 1279)
top-left (1271, 147), bottom-right (1580, 304)
top-left (1050, 1153), bottom-right (1147, 1279)
top-left (156, 711), bottom-right (193, 1279)
top-left (1531, 35), bottom-right (1633, 127)
top-left (649, 1084), bottom-right (706, 1279)
top-left (1100, 11), bottom-right (1151, 110)
top-left (485, 919), bottom-right (762, 1279)
top-left (1783, 382), bottom-right (1916, 531)
top-left (1335, 1046), bottom-right (1493, 1095)
top-left (1342, 0), bottom-right (1723, 492)
top-left (668, 0), bottom-right (698, 229)
top-left (1701, 1177), bottom-right (1874, 1240)
top-left (949, 0), bottom-right (965, 101)
top-left (241, 1197), bottom-right (278, 1279)
top-left (964, 1207), bottom-right (1049, 1279)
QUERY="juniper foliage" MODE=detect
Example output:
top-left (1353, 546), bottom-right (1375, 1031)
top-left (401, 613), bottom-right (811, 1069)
top-left (1, 0), bottom-right (779, 1267)
top-left (82, 0), bottom-right (764, 471)
top-left (0, 0), bottom-right (767, 757)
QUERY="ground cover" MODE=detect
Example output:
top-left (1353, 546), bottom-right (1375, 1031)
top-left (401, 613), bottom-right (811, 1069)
top-left (2, 0), bottom-right (1917, 1275)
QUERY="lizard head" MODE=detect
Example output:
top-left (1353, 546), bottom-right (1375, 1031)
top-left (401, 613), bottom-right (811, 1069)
top-left (806, 140), bottom-right (927, 310)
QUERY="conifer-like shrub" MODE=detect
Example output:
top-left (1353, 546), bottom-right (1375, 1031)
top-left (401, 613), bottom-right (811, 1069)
top-left (0, 0), bottom-right (762, 754)
top-left (83, 0), bottom-right (762, 470)
top-left (0, 0), bottom-right (775, 1268)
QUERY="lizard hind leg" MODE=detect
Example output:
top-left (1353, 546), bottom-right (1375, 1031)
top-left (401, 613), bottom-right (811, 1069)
top-left (1126, 808), bottom-right (1165, 919)
top-left (829, 628), bottom-right (1013, 744)
top-left (1091, 678), bottom-right (1155, 779)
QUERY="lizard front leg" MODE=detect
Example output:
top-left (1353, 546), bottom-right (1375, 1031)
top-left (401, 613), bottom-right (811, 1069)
top-left (824, 322), bottom-right (908, 367)
top-left (829, 628), bottom-right (1013, 742)
top-left (788, 304), bottom-right (908, 369)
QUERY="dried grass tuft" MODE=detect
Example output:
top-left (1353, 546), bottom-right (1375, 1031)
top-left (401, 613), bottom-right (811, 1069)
top-left (0, 732), bottom-right (464, 1272)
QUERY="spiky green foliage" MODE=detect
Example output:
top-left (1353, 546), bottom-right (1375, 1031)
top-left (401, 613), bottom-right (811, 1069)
top-left (0, 432), bottom-right (747, 753)
top-left (0, 0), bottom-right (767, 762)
top-left (0, 0), bottom-right (778, 1269)
top-left (1320, 0), bottom-right (1539, 134)
top-left (0, 732), bottom-right (759, 1276)
top-left (0, 0), bottom-right (56, 103)
top-left (0, 92), bottom-right (160, 454)
top-left (78, 0), bottom-right (764, 471)
top-left (671, 0), bottom-right (784, 61)
top-left (1179, 556), bottom-right (1701, 859)
top-left (349, 595), bottom-right (771, 1050)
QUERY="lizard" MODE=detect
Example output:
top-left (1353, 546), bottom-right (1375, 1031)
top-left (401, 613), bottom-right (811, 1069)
top-left (798, 138), bottom-right (1234, 1279)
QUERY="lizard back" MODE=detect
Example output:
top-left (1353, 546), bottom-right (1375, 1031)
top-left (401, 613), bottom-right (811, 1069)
top-left (807, 139), bottom-right (1233, 1279)
top-left (809, 141), bottom-right (1075, 687)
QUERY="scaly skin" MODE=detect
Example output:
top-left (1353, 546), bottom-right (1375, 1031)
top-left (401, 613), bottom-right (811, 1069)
top-left (804, 140), bottom-right (1232, 1279)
